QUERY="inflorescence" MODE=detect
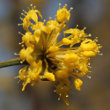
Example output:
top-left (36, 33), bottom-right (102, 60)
top-left (17, 3), bottom-right (101, 105)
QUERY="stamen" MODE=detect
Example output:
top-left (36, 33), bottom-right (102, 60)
top-left (30, 4), bottom-right (33, 7)
top-left (43, 19), bottom-right (46, 23)
top-left (59, 3), bottom-right (61, 9)
top-left (20, 61), bottom-right (23, 64)
top-left (19, 42), bottom-right (24, 45)
top-left (88, 33), bottom-right (92, 37)
top-left (83, 27), bottom-right (87, 30)
top-left (22, 10), bottom-right (27, 14)
top-left (75, 25), bottom-right (79, 28)
top-left (18, 24), bottom-right (22, 26)
top-left (18, 32), bottom-right (24, 35)
top-left (49, 17), bottom-right (52, 20)
top-left (87, 75), bottom-right (91, 79)
top-left (58, 97), bottom-right (61, 101)
top-left (20, 17), bottom-right (23, 20)
top-left (69, 7), bottom-right (73, 12)
top-left (14, 53), bottom-right (19, 56)
top-left (21, 13), bottom-right (25, 16)
top-left (64, 4), bottom-right (67, 8)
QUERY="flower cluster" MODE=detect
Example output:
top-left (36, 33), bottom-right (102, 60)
top-left (18, 4), bottom-right (101, 105)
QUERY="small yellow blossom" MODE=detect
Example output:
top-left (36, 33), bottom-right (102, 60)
top-left (56, 4), bottom-right (71, 23)
top-left (74, 78), bottom-right (83, 91)
top-left (17, 3), bottom-right (101, 105)
top-left (62, 38), bottom-right (72, 45)
top-left (64, 53), bottom-right (79, 63)
top-left (41, 72), bottom-right (55, 81)
top-left (80, 39), bottom-right (98, 51)
top-left (55, 70), bottom-right (69, 79)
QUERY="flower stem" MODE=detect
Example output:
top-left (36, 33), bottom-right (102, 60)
top-left (0, 58), bottom-right (26, 68)
top-left (0, 58), bottom-right (49, 81)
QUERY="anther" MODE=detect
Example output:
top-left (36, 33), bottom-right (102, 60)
top-left (66, 95), bottom-right (69, 98)
top-left (83, 27), bottom-right (87, 30)
top-left (69, 7), bottom-right (73, 12)
top-left (76, 25), bottom-right (79, 28)
top-left (30, 4), bottom-right (33, 7)
top-left (22, 10), bottom-right (27, 14)
top-left (59, 3), bottom-right (61, 9)
top-left (58, 97), bottom-right (60, 101)
top-left (21, 45), bottom-right (24, 47)
top-left (21, 13), bottom-right (24, 16)
top-left (64, 4), bottom-right (67, 8)
top-left (88, 34), bottom-right (92, 37)
top-left (53, 90), bottom-right (56, 93)
top-left (27, 7), bottom-right (30, 11)
top-left (14, 53), bottom-right (19, 56)
top-left (18, 24), bottom-right (22, 26)
top-left (20, 17), bottom-right (23, 20)
top-left (43, 19), bottom-right (46, 23)
top-left (19, 42), bottom-right (23, 45)
top-left (34, 6), bottom-right (36, 9)
top-left (20, 61), bottom-right (23, 64)
top-left (49, 17), bottom-right (52, 20)
top-left (18, 32), bottom-right (24, 35)
top-left (87, 75), bottom-right (91, 79)
top-left (99, 53), bottom-right (103, 56)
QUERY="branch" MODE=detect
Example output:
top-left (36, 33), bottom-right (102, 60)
top-left (0, 58), bottom-right (27, 68)
top-left (0, 58), bottom-right (49, 81)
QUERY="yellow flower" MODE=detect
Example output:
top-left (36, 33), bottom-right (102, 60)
top-left (17, 3), bottom-right (101, 105)
top-left (56, 4), bottom-right (71, 23)
top-left (40, 72), bottom-right (55, 81)
top-left (74, 78), bottom-right (83, 91)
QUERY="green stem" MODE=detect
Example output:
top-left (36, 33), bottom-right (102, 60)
top-left (0, 58), bottom-right (49, 81)
top-left (0, 58), bottom-right (25, 68)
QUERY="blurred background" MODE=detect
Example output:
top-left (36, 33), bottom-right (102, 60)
top-left (0, 0), bottom-right (109, 110)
